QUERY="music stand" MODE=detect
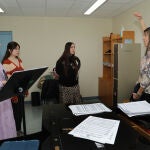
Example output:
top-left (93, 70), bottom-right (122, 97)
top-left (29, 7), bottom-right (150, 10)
top-left (0, 66), bottom-right (48, 136)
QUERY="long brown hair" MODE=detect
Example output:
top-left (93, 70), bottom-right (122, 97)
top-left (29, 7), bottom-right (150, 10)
top-left (58, 42), bottom-right (80, 76)
top-left (144, 27), bottom-right (150, 56)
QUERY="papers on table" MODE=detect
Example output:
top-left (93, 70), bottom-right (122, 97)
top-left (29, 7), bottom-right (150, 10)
top-left (69, 116), bottom-right (120, 144)
top-left (68, 103), bottom-right (112, 116)
top-left (118, 100), bottom-right (150, 117)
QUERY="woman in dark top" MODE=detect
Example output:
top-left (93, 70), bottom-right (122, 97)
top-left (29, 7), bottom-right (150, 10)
top-left (56, 42), bottom-right (81, 105)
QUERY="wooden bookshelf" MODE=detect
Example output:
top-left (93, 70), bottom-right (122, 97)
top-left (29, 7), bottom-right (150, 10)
top-left (99, 31), bottom-right (135, 107)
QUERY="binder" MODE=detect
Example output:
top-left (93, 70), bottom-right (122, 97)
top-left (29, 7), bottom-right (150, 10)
top-left (0, 140), bottom-right (39, 150)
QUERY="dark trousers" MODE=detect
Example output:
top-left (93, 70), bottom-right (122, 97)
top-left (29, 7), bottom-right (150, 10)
top-left (11, 95), bottom-right (24, 131)
top-left (141, 92), bottom-right (150, 103)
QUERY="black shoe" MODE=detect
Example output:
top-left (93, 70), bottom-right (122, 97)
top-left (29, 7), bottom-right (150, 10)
top-left (17, 130), bottom-right (24, 137)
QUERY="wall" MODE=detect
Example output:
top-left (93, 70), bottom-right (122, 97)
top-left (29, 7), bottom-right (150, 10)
top-left (0, 16), bottom-right (112, 100)
top-left (112, 0), bottom-right (150, 57)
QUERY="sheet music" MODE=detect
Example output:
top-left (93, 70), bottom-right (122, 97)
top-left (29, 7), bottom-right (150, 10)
top-left (69, 103), bottom-right (112, 116)
top-left (69, 116), bottom-right (120, 144)
top-left (118, 100), bottom-right (150, 117)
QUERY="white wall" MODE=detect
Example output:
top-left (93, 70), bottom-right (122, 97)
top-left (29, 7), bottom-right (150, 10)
top-left (0, 16), bottom-right (112, 100)
top-left (112, 0), bottom-right (150, 57)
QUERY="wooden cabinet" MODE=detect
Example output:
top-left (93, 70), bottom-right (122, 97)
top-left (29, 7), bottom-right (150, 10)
top-left (99, 31), bottom-right (135, 107)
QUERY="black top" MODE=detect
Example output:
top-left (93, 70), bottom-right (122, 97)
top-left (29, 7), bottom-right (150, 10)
top-left (56, 55), bottom-right (80, 87)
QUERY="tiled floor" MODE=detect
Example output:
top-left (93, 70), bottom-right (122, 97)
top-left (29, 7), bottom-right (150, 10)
top-left (24, 103), bottom-right (43, 134)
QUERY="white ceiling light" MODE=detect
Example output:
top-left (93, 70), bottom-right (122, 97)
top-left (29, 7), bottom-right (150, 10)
top-left (84, 0), bottom-right (107, 15)
top-left (0, 8), bottom-right (4, 13)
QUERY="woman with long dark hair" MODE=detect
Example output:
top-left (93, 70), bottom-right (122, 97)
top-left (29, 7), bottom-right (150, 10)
top-left (2, 41), bottom-right (24, 136)
top-left (56, 42), bottom-right (81, 105)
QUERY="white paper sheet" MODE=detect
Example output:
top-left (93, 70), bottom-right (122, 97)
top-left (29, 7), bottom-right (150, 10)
top-left (118, 100), bottom-right (150, 117)
top-left (69, 103), bottom-right (112, 116)
top-left (69, 116), bottom-right (120, 144)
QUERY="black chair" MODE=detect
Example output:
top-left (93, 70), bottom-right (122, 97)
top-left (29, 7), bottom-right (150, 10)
top-left (41, 79), bottom-right (59, 104)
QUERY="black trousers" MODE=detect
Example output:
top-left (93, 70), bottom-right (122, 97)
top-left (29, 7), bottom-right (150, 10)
top-left (11, 95), bottom-right (24, 131)
top-left (140, 92), bottom-right (150, 103)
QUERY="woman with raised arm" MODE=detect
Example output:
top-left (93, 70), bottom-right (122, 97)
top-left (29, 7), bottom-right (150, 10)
top-left (132, 13), bottom-right (150, 102)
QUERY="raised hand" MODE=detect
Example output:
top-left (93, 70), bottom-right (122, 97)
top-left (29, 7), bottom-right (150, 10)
top-left (134, 12), bottom-right (142, 20)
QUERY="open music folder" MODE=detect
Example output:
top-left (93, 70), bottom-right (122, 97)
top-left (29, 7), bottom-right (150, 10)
top-left (68, 103), bottom-right (112, 116)
top-left (69, 116), bottom-right (120, 145)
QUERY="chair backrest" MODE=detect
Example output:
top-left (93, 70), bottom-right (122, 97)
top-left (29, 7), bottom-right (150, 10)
top-left (41, 79), bottom-right (59, 102)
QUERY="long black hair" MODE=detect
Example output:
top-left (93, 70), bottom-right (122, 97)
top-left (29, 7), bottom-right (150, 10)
top-left (58, 42), bottom-right (80, 76)
top-left (2, 41), bottom-right (20, 63)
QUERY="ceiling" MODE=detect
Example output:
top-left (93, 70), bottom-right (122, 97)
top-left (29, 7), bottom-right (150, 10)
top-left (0, 0), bottom-right (145, 18)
